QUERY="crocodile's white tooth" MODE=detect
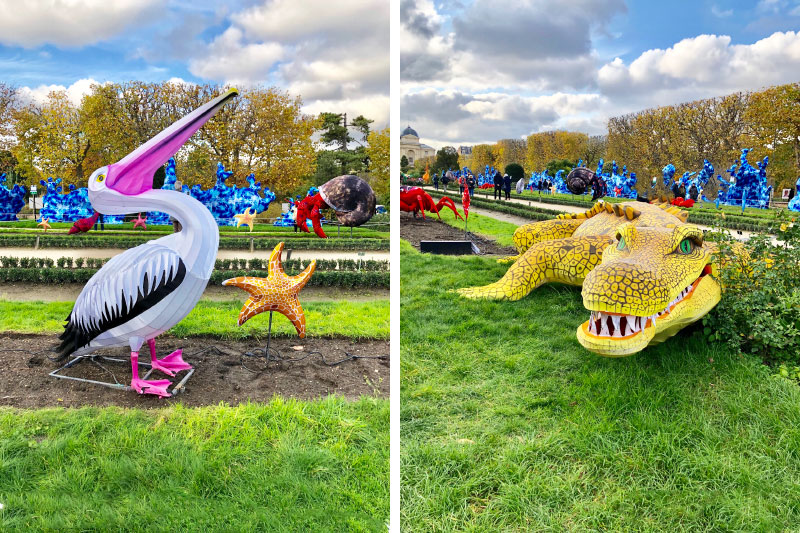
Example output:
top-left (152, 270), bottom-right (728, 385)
top-left (600, 319), bottom-right (609, 337)
top-left (611, 315), bottom-right (621, 336)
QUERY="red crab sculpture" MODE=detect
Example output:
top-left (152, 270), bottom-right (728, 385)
top-left (296, 175), bottom-right (376, 238)
top-left (671, 197), bottom-right (695, 208)
top-left (400, 186), bottom-right (463, 220)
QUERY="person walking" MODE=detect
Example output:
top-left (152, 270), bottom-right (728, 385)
top-left (466, 173), bottom-right (476, 197)
top-left (459, 174), bottom-right (465, 195)
top-left (503, 173), bottom-right (511, 200)
top-left (493, 169), bottom-right (503, 200)
top-left (433, 172), bottom-right (439, 191)
top-left (442, 171), bottom-right (450, 193)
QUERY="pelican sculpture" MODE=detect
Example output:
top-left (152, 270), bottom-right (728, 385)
top-left (56, 89), bottom-right (238, 397)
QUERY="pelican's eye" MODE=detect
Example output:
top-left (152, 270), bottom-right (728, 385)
top-left (97, 174), bottom-right (105, 182)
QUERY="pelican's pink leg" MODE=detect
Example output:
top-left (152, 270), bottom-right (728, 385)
top-left (130, 349), bottom-right (172, 398)
top-left (147, 338), bottom-right (192, 377)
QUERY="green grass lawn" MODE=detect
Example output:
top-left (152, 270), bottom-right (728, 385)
top-left (400, 241), bottom-right (800, 531)
top-left (0, 298), bottom-right (389, 340)
top-left (0, 397), bottom-right (388, 531)
top-left (433, 208), bottom-right (518, 247)
top-left (0, 294), bottom-right (389, 531)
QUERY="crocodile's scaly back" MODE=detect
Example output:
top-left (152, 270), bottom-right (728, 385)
top-left (571, 202), bottom-right (688, 238)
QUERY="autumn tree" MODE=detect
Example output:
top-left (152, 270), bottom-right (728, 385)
top-left (10, 81), bottom-right (318, 195)
top-left (495, 138), bottom-right (526, 171)
top-left (365, 128), bottom-right (389, 204)
top-left (525, 131), bottom-right (587, 172)
top-left (0, 83), bottom-right (17, 151)
top-left (470, 144), bottom-right (495, 172)
top-left (745, 82), bottom-right (800, 191)
top-left (13, 90), bottom-right (93, 182)
top-left (582, 135), bottom-right (606, 168)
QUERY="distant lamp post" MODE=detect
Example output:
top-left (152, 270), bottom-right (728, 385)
top-left (30, 184), bottom-right (38, 221)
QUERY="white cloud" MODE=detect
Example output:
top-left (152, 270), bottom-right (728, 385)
top-left (0, 0), bottom-right (160, 48)
top-left (232, 0), bottom-right (385, 42)
top-left (598, 31), bottom-right (800, 102)
top-left (302, 95), bottom-right (389, 129)
top-left (402, 0), bottom-right (800, 150)
top-left (402, 89), bottom-right (607, 148)
top-left (188, 27), bottom-right (285, 85)
top-left (188, 0), bottom-right (388, 122)
top-left (17, 78), bottom-right (105, 106)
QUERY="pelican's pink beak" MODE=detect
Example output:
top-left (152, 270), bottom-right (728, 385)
top-left (105, 88), bottom-right (238, 196)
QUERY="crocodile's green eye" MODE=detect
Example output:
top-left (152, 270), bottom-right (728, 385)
top-left (678, 238), bottom-right (693, 254)
top-left (617, 236), bottom-right (626, 251)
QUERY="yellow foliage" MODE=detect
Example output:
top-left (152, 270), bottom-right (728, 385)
top-left (525, 131), bottom-right (588, 171)
top-left (366, 128), bottom-right (389, 201)
top-left (11, 81), bottom-right (319, 195)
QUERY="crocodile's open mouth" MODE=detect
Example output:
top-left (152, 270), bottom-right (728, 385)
top-left (577, 263), bottom-right (715, 356)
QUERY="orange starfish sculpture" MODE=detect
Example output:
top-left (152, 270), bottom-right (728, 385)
top-left (37, 218), bottom-right (51, 232)
top-left (233, 207), bottom-right (256, 231)
top-left (222, 242), bottom-right (316, 337)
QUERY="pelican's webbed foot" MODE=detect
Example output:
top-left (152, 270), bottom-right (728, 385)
top-left (131, 377), bottom-right (172, 398)
top-left (148, 340), bottom-right (192, 377)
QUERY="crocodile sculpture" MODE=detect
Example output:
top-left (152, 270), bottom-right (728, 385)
top-left (457, 200), bottom-right (728, 357)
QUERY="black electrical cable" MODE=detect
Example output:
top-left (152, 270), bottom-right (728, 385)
top-left (240, 346), bottom-right (388, 374)
top-left (0, 345), bottom-right (62, 362)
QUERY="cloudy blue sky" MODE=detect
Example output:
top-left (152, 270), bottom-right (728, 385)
top-left (0, 0), bottom-right (389, 125)
top-left (401, 0), bottom-right (800, 149)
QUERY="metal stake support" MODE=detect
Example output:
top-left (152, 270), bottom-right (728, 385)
top-left (49, 355), bottom-right (195, 395)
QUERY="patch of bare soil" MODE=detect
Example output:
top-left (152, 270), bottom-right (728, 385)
top-left (0, 333), bottom-right (389, 408)
top-left (400, 213), bottom-right (515, 256)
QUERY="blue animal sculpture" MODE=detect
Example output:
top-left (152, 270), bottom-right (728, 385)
top-left (0, 174), bottom-right (26, 221)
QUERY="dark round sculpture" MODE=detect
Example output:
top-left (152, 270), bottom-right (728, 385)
top-left (319, 174), bottom-right (377, 227)
top-left (566, 167), bottom-right (596, 195)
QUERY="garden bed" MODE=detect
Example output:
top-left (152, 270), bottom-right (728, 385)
top-left (0, 333), bottom-right (389, 408)
top-left (400, 214), bottom-right (515, 256)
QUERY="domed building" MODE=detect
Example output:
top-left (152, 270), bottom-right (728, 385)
top-left (400, 125), bottom-right (435, 165)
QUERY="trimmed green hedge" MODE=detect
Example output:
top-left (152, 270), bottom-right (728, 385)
top-left (0, 267), bottom-right (388, 287)
top-left (0, 234), bottom-right (389, 251)
top-left (0, 256), bottom-right (389, 273)
top-left (429, 192), bottom-right (558, 222)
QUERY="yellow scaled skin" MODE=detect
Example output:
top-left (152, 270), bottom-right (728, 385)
top-left (577, 224), bottom-right (721, 356)
top-left (457, 201), bottom-right (723, 356)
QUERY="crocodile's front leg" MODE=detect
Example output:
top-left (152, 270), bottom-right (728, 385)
top-left (458, 235), bottom-right (614, 301)
top-left (501, 218), bottom-right (585, 263)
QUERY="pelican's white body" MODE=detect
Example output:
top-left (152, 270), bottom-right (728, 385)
top-left (70, 189), bottom-right (219, 356)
